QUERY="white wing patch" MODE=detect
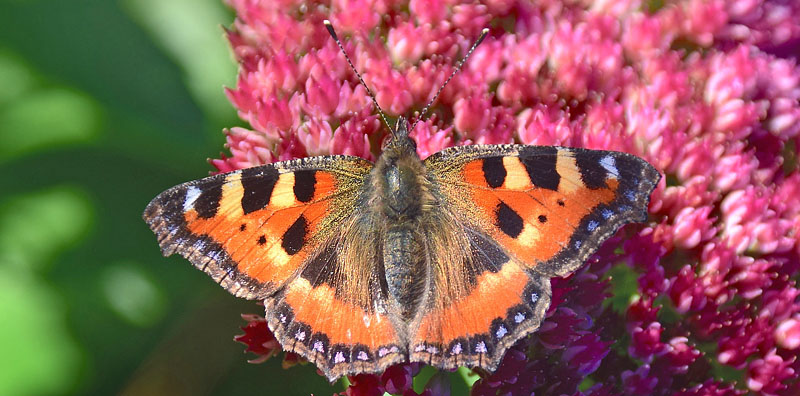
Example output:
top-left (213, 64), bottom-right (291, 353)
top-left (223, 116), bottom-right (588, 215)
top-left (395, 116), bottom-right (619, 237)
top-left (600, 155), bottom-right (618, 178)
top-left (183, 186), bottom-right (202, 211)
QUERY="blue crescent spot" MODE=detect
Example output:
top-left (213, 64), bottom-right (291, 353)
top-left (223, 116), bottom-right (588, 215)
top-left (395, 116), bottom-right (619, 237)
top-left (495, 325), bottom-right (508, 339)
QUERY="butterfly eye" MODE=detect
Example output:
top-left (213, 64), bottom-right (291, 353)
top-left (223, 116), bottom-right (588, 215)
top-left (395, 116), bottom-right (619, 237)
top-left (408, 136), bottom-right (417, 150)
top-left (380, 134), bottom-right (393, 151)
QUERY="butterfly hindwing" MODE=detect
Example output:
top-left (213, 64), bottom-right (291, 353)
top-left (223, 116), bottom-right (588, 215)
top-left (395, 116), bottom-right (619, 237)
top-left (265, 241), bottom-right (407, 380)
top-left (261, 205), bottom-right (410, 381)
top-left (410, 226), bottom-right (552, 371)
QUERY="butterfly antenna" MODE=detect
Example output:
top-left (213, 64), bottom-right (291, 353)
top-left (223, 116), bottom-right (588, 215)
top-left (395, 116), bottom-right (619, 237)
top-left (324, 20), bottom-right (394, 133)
top-left (409, 28), bottom-right (489, 133)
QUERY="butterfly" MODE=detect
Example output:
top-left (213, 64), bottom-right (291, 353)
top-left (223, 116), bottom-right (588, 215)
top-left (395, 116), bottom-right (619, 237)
top-left (143, 21), bottom-right (660, 382)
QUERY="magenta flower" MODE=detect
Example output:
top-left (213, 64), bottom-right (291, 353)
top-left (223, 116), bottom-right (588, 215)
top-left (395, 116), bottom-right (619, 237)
top-left (233, 314), bottom-right (284, 364)
top-left (221, 0), bottom-right (800, 394)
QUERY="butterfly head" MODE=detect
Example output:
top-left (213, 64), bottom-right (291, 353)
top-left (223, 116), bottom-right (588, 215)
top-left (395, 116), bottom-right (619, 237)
top-left (382, 116), bottom-right (418, 158)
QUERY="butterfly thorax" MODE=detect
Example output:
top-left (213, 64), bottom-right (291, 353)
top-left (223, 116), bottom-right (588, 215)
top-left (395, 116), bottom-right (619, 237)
top-left (369, 118), bottom-right (433, 321)
top-left (372, 118), bottom-right (429, 220)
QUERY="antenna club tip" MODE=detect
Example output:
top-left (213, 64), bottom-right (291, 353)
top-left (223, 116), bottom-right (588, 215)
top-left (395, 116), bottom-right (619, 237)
top-left (324, 20), bottom-right (338, 40)
top-left (473, 28), bottom-right (489, 46)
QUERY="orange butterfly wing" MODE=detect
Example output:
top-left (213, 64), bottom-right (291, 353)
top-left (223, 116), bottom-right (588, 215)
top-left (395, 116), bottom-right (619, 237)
top-left (144, 156), bottom-right (406, 381)
top-left (409, 145), bottom-right (660, 371)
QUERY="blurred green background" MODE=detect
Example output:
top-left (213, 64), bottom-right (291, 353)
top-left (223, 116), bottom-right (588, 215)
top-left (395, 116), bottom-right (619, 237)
top-left (0, 0), bottom-right (333, 394)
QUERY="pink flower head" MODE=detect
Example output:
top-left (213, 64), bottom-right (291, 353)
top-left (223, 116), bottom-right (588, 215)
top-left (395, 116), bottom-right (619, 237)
top-left (210, 127), bottom-right (277, 173)
top-left (775, 315), bottom-right (800, 351)
top-left (664, 337), bottom-right (702, 374)
top-left (674, 380), bottom-right (745, 396)
top-left (453, 92), bottom-right (492, 136)
top-left (330, 0), bottom-right (381, 34)
top-left (560, 332), bottom-right (610, 375)
top-left (331, 110), bottom-right (380, 160)
top-left (366, 60), bottom-right (414, 116)
top-left (408, 117), bottom-right (453, 160)
top-left (297, 117), bottom-right (333, 156)
top-left (335, 82), bottom-right (371, 118)
top-left (621, 365), bottom-right (658, 395)
top-left (629, 322), bottom-right (669, 361)
top-left (516, 106), bottom-right (577, 146)
top-left (746, 349), bottom-right (797, 394)
top-left (302, 70), bottom-right (341, 118)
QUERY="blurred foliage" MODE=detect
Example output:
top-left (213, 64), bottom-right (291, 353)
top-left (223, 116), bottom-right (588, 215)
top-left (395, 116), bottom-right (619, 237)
top-left (0, 0), bottom-right (332, 394)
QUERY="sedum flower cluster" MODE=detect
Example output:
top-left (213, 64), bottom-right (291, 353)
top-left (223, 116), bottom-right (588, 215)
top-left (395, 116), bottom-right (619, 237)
top-left (223, 0), bottom-right (800, 394)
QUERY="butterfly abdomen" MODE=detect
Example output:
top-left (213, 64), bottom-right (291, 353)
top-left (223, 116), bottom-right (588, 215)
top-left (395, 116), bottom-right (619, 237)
top-left (383, 225), bottom-right (428, 320)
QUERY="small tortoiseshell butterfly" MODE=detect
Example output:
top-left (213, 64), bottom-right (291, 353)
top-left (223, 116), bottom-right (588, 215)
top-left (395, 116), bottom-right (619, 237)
top-left (144, 21), bottom-right (660, 382)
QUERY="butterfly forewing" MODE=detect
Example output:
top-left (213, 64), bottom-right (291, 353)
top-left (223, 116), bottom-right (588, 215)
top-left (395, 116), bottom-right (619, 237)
top-left (425, 144), bottom-right (660, 277)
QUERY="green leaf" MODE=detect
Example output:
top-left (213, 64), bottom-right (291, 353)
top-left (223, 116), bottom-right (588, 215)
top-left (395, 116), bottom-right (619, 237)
top-left (101, 262), bottom-right (167, 327)
top-left (0, 186), bottom-right (93, 271)
top-left (605, 263), bottom-right (640, 313)
top-left (0, 268), bottom-right (83, 396)
top-left (0, 88), bottom-right (102, 161)
top-left (122, 0), bottom-right (236, 122)
top-left (0, 49), bottom-right (36, 105)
